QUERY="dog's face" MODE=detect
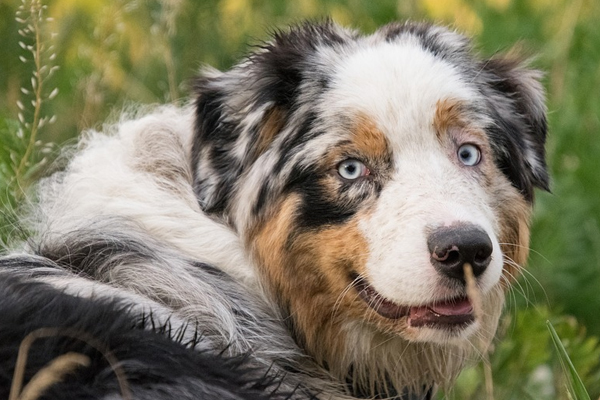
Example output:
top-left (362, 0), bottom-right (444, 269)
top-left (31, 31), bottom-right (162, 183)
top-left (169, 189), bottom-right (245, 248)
top-left (192, 21), bottom-right (548, 390)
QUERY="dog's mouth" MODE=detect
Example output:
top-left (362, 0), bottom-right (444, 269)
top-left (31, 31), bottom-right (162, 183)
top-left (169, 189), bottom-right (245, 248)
top-left (351, 274), bottom-right (474, 328)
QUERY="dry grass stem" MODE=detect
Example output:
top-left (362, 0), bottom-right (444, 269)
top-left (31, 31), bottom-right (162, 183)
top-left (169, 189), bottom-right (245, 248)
top-left (17, 353), bottom-right (90, 400)
top-left (463, 262), bottom-right (494, 400)
top-left (463, 263), bottom-right (483, 323)
top-left (9, 327), bottom-right (132, 400)
top-left (483, 357), bottom-right (494, 400)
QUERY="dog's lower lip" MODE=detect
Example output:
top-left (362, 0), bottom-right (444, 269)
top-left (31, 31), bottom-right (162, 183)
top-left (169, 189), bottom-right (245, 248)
top-left (408, 298), bottom-right (474, 328)
top-left (351, 274), bottom-right (474, 327)
top-left (352, 274), bottom-right (409, 319)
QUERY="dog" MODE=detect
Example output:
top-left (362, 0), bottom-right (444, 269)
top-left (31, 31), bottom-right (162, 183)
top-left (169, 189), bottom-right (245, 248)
top-left (0, 20), bottom-right (549, 400)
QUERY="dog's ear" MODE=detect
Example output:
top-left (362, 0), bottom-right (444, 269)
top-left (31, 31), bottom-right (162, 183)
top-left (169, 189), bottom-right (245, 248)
top-left (192, 21), bottom-right (352, 215)
top-left (481, 55), bottom-right (550, 201)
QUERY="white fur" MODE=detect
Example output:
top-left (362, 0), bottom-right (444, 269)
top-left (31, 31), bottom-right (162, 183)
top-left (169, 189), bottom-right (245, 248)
top-left (325, 38), bottom-right (479, 131)
top-left (34, 105), bottom-right (258, 289)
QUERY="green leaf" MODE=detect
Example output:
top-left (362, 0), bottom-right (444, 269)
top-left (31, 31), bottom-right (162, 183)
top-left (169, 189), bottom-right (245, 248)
top-left (547, 320), bottom-right (592, 400)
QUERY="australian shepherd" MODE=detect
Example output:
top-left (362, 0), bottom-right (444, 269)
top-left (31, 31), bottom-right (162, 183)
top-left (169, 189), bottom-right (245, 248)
top-left (0, 20), bottom-right (549, 400)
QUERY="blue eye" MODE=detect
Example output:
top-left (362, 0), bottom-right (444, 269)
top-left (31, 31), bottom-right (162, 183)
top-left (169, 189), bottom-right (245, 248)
top-left (338, 159), bottom-right (369, 180)
top-left (457, 144), bottom-right (481, 166)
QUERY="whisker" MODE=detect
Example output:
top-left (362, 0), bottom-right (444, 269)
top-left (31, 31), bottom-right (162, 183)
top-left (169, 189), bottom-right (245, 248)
top-left (502, 254), bottom-right (550, 305)
top-left (327, 275), bottom-right (369, 338)
top-left (498, 242), bottom-right (553, 265)
top-left (330, 274), bottom-right (363, 320)
top-left (502, 266), bottom-right (532, 305)
top-left (500, 274), bottom-right (519, 317)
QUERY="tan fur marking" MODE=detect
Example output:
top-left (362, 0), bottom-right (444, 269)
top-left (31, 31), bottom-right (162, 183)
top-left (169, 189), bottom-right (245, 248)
top-left (489, 174), bottom-right (532, 285)
top-left (434, 98), bottom-right (467, 139)
top-left (291, 220), bottom-right (371, 357)
top-left (499, 192), bottom-right (532, 284)
top-left (434, 98), bottom-right (488, 145)
top-left (352, 115), bottom-right (390, 160)
top-left (249, 194), bottom-right (299, 288)
top-left (250, 196), bottom-right (372, 367)
top-left (321, 114), bottom-right (391, 169)
top-left (255, 106), bottom-right (286, 157)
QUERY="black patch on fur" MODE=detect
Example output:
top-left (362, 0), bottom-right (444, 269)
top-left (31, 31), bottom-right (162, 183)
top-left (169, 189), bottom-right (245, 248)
top-left (250, 21), bottom-right (347, 108)
top-left (281, 165), bottom-right (356, 229)
top-left (273, 112), bottom-right (320, 175)
top-left (0, 254), bottom-right (64, 277)
top-left (480, 57), bottom-right (550, 201)
top-left (296, 182), bottom-right (357, 228)
top-left (192, 83), bottom-right (243, 215)
top-left (0, 268), bottom-right (308, 400)
top-left (253, 181), bottom-right (272, 217)
top-left (252, 112), bottom-right (321, 219)
top-left (382, 21), bottom-right (470, 63)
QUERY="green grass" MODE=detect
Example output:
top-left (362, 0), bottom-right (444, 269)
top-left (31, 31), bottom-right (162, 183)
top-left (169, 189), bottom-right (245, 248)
top-left (548, 320), bottom-right (592, 400)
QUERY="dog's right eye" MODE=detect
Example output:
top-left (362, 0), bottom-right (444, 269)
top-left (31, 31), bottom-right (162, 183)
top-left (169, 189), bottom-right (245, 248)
top-left (457, 144), bottom-right (481, 166)
top-left (338, 159), bottom-right (369, 180)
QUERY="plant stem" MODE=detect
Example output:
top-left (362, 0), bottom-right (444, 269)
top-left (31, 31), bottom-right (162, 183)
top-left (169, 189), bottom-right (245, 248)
top-left (15, 2), bottom-right (43, 192)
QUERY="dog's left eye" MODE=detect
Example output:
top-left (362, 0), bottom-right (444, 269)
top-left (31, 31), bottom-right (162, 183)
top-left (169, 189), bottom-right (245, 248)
top-left (457, 144), bottom-right (481, 166)
top-left (338, 159), bottom-right (369, 180)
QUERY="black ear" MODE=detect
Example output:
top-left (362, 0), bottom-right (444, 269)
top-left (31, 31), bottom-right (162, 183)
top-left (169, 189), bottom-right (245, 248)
top-left (481, 56), bottom-right (550, 201)
top-left (191, 21), bottom-right (352, 216)
top-left (250, 20), bottom-right (351, 109)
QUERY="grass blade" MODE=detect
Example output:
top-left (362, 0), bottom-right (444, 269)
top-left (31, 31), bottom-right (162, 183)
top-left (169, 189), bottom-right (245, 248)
top-left (547, 320), bottom-right (591, 400)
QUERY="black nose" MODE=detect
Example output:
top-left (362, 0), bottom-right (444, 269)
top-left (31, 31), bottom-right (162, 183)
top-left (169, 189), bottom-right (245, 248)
top-left (427, 224), bottom-right (493, 282)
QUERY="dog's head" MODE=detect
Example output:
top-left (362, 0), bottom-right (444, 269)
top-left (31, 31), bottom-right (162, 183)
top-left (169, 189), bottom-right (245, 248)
top-left (192, 21), bottom-right (548, 393)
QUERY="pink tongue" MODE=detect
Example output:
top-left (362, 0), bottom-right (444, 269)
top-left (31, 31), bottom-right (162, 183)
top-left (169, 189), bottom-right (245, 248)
top-left (429, 298), bottom-right (473, 316)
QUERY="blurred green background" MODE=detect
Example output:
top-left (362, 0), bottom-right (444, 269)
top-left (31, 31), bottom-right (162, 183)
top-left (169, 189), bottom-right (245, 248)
top-left (1, 0), bottom-right (599, 398)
